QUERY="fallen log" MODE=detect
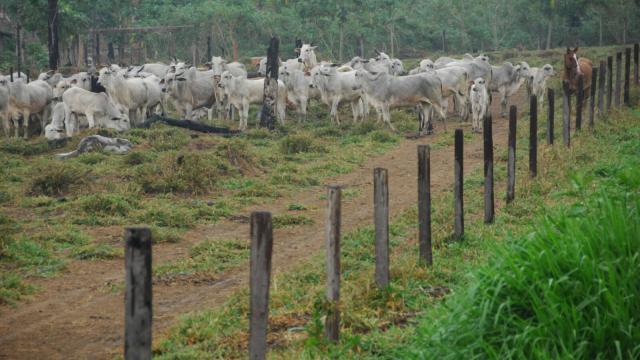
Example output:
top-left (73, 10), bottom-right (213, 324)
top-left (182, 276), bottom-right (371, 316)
top-left (140, 114), bottom-right (241, 135)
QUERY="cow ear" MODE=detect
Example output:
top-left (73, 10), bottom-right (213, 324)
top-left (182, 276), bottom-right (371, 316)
top-left (294, 48), bottom-right (301, 53)
top-left (71, 79), bottom-right (78, 84)
top-left (310, 46), bottom-right (317, 50)
top-left (159, 79), bottom-right (165, 84)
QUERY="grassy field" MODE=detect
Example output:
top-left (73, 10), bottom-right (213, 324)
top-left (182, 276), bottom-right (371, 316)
top-left (153, 93), bottom-right (640, 357)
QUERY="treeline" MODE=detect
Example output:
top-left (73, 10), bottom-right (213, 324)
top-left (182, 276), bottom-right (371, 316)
top-left (1, 0), bottom-right (639, 71)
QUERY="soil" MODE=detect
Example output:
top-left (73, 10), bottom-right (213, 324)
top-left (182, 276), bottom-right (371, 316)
top-left (0, 92), bottom-right (525, 359)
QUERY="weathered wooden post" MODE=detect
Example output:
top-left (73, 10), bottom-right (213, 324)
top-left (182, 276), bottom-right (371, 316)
top-left (325, 186), bottom-right (341, 342)
top-left (295, 39), bottom-right (303, 56)
top-left (607, 56), bottom-right (613, 110)
top-left (454, 129), bottom-right (464, 240)
top-left (529, 95), bottom-right (538, 178)
top-left (374, 168), bottom-right (390, 288)
top-left (624, 48), bottom-right (631, 106)
top-left (249, 212), bottom-right (273, 360)
top-left (547, 89), bottom-right (554, 144)
top-left (634, 43), bottom-right (639, 85)
top-left (483, 114), bottom-right (494, 224)
top-left (598, 61), bottom-right (606, 116)
top-left (563, 81), bottom-right (571, 147)
top-left (124, 227), bottom-right (152, 360)
top-left (47, 0), bottom-right (60, 70)
top-left (575, 75), bottom-right (584, 131)
top-left (9, 67), bottom-right (13, 82)
top-left (507, 106), bottom-right (517, 204)
top-left (615, 52), bottom-right (622, 107)
top-left (417, 145), bottom-right (432, 266)
top-left (259, 37), bottom-right (280, 130)
top-left (589, 68), bottom-right (598, 128)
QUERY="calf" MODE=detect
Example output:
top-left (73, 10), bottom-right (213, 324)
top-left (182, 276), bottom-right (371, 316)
top-left (2, 78), bottom-right (53, 138)
top-left (98, 68), bottom-right (149, 126)
top-left (280, 66), bottom-right (312, 121)
top-left (62, 87), bottom-right (130, 136)
top-left (488, 62), bottom-right (525, 117)
top-left (470, 78), bottom-right (490, 133)
top-left (44, 102), bottom-right (67, 140)
top-left (527, 64), bottom-right (555, 107)
top-left (311, 64), bottom-right (365, 124)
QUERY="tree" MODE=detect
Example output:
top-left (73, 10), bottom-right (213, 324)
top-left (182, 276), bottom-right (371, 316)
top-left (48, 0), bottom-right (59, 70)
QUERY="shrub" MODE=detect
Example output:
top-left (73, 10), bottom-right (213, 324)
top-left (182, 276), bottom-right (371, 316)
top-left (75, 194), bottom-right (133, 217)
top-left (279, 134), bottom-right (324, 154)
top-left (0, 138), bottom-right (53, 156)
top-left (134, 152), bottom-right (231, 194)
top-left (273, 214), bottom-right (313, 228)
top-left (28, 163), bottom-right (89, 196)
top-left (136, 203), bottom-right (196, 228)
top-left (123, 151), bottom-right (153, 166)
top-left (370, 130), bottom-right (399, 143)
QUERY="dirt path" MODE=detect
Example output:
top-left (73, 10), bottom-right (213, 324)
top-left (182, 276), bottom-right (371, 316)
top-left (0, 95), bottom-right (521, 359)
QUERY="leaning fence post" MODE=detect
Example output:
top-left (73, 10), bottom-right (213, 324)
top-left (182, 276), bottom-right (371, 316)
top-left (598, 61), bottom-right (606, 116)
top-left (483, 114), bottom-right (494, 224)
top-left (634, 43), bottom-right (639, 86)
top-left (506, 106), bottom-right (517, 204)
top-left (624, 48), bottom-right (631, 106)
top-left (325, 186), bottom-right (341, 342)
top-left (547, 89), bottom-right (554, 144)
top-left (374, 168), bottom-right (389, 288)
top-left (575, 75), bottom-right (584, 131)
top-left (454, 129), bottom-right (464, 240)
top-left (615, 52), bottom-right (622, 107)
top-left (417, 145), bottom-right (432, 266)
top-left (589, 68), bottom-right (598, 129)
top-left (125, 227), bottom-right (152, 360)
top-left (259, 37), bottom-right (280, 130)
top-left (563, 81), bottom-right (571, 147)
top-left (607, 56), bottom-right (613, 111)
top-left (529, 95), bottom-right (538, 178)
top-left (249, 212), bottom-right (273, 360)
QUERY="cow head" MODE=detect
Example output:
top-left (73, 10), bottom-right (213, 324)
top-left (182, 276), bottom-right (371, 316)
top-left (471, 78), bottom-right (487, 93)
top-left (210, 56), bottom-right (227, 76)
top-left (542, 64), bottom-right (555, 77)
top-left (297, 44), bottom-right (318, 70)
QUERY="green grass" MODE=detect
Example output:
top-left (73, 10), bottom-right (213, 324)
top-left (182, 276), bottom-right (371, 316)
top-left (155, 239), bottom-right (250, 280)
top-left (272, 214), bottom-right (314, 228)
top-left (70, 243), bottom-right (123, 260)
top-left (153, 104), bottom-right (640, 358)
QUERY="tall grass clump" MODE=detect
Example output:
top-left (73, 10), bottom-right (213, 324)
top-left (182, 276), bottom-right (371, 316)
top-left (406, 190), bottom-right (640, 359)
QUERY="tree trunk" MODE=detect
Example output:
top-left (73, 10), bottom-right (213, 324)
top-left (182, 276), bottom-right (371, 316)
top-left (546, 18), bottom-right (553, 50)
top-left (599, 15), bottom-right (603, 46)
top-left (338, 24), bottom-right (344, 62)
top-left (389, 23), bottom-right (395, 58)
top-left (359, 35), bottom-right (364, 58)
top-left (47, 0), bottom-right (60, 70)
top-left (231, 37), bottom-right (238, 62)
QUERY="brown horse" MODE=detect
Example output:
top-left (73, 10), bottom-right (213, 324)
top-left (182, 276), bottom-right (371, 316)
top-left (562, 47), bottom-right (593, 98)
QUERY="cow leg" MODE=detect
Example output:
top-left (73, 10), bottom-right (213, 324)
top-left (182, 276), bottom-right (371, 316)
top-left (241, 101), bottom-right (249, 131)
top-left (330, 99), bottom-right (340, 125)
top-left (12, 114), bottom-right (20, 138)
top-left (184, 103), bottom-right (193, 121)
top-left (383, 105), bottom-right (395, 131)
top-left (86, 112), bottom-right (96, 129)
top-left (22, 111), bottom-right (31, 139)
top-left (500, 89), bottom-right (508, 118)
top-left (1, 112), bottom-right (9, 138)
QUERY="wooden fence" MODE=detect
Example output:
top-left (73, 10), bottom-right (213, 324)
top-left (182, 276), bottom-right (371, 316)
top-left (121, 44), bottom-right (640, 360)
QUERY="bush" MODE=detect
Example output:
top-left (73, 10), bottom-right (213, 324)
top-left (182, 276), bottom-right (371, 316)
top-left (75, 194), bottom-right (133, 217)
top-left (0, 138), bottom-right (54, 156)
top-left (123, 151), bottom-right (154, 166)
top-left (136, 202), bottom-right (196, 228)
top-left (279, 134), bottom-right (324, 154)
top-left (28, 163), bottom-right (89, 196)
top-left (134, 152), bottom-right (231, 194)
top-left (369, 130), bottom-right (399, 143)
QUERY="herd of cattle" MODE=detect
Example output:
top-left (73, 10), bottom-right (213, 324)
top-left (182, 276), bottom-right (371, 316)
top-left (0, 43), bottom-right (556, 140)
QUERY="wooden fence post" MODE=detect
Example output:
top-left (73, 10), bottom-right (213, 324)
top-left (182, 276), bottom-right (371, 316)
top-left (624, 48), bottom-right (631, 106)
top-left (249, 212), bottom-right (274, 360)
top-left (575, 75), bottom-right (584, 131)
top-left (124, 227), bottom-right (152, 360)
top-left (483, 114), bottom-right (494, 224)
top-left (374, 168), bottom-right (389, 288)
top-left (589, 68), bottom-right (598, 129)
top-left (454, 129), bottom-right (464, 240)
top-left (325, 186), bottom-right (341, 342)
top-left (529, 95), bottom-right (538, 178)
top-left (417, 145), bottom-right (432, 266)
top-left (598, 61), bottom-right (606, 116)
top-left (615, 52), bottom-right (622, 107)
top-left (506, 106), bottom-right (517, 204)
top-left (607, 56), bottom-right (613, 111)
top-left (563, 81), bottom-right (571, 147)
top-left (259, 37), bottom-right (280, 129)
top-left (547, 89), bottom-right (554, 145)
top-left (634, 43), bottom-right (639, 85)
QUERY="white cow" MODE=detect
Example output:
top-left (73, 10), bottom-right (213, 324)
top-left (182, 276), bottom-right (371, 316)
top-left (218, 71), bottom-right (287, 130)
top-left (355, 70), bottom-right (446, 132)
top-left (526, 64), bottom-right (555, 107)
top-left (296, 44), bottom-right (318, 71)
top-left (98, 68), bottom-right (149, 126)
top-left (470, 78), bottom-right (490, 133)
top-left (164, 66), bottom-right (216, 121)
top-left (488, 62), bottom-right (525, 117)
top-left (62, 87), bottom-right (130, 136)
top-left (208, 56), bottom-right (247, 119)
top-left (1, 78), bottom-right (53, 138)
top-left (44, 102), bottom-right (67, 140)
top-left (311, 64), bottom-right (366, 124)
top-left (280, 66), bottom-right (313, 121)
